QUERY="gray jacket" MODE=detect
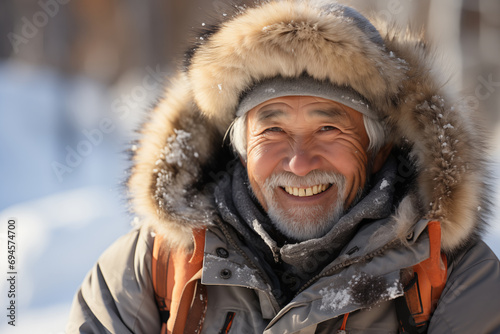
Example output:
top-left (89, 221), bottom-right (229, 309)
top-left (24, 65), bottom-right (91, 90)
top-left (67, 221), bottom-right (500, 333)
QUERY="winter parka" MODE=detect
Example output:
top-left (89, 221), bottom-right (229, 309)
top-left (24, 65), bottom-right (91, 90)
top-left (67, 1), bottom-right (500, 333)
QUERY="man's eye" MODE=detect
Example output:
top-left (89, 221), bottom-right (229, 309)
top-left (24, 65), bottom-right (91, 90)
top-left (320, 126), bottom-right (337, 131)
top-left (264, 127), bottom-right (284, 133)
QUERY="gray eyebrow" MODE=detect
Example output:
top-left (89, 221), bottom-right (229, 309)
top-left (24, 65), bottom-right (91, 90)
top-left (308, 107), bottom-right (346, 119)
top-left (256, 109), bottom-right (289, 122)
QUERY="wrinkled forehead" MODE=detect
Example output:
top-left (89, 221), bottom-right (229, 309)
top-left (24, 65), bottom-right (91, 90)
top-left (248, 95), bottom-right (363, 126)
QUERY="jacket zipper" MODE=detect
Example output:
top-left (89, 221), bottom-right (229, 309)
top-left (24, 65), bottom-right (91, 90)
top-left (218, 311), bottom-right (236, 334)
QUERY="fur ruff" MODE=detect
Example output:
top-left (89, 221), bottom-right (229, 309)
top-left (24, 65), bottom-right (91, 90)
top-left (127, 0), bottom-right (490, 254)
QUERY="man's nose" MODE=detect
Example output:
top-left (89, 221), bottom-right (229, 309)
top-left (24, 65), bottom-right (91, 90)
top-left (283, 145), bottom-right (322, 177)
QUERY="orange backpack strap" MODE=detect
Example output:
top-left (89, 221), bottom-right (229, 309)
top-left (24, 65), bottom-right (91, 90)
top-left (152, 229), bottom-right (207, 334)
top-left (152, 233), bottom-right (172, 334)
top-left (397, 221), bottom-right (448, 333)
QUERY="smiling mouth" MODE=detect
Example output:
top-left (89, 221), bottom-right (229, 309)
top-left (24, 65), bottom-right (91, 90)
top-left (281, 184), bottom-right (332, 197)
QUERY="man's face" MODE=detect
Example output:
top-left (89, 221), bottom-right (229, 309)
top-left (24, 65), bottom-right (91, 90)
top-left (245, 96), bottom-right (372, 241)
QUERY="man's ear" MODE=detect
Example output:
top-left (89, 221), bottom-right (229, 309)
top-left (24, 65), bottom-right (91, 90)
top-left (371, 142), bottom-right (393, 174)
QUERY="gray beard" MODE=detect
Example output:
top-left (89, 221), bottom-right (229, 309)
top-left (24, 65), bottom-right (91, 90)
top-left (258, 170), bottom-right (349, 241)
top-left (267, 198), bottom-right (346, 241)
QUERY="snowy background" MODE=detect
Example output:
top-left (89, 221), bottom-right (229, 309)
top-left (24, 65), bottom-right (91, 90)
top-left (0, 1), bottom-right (499, 333)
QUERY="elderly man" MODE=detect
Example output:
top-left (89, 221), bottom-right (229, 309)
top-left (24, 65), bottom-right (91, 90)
top-left (68, 1), bottom-right (500, 333)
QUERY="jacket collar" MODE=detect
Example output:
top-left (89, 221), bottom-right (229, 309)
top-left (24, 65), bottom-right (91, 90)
top-left (202, 217), bottom-right (432, 330)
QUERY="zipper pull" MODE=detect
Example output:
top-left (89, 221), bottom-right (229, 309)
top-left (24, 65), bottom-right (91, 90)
top-left (337, 313), bottom-right (349, 333)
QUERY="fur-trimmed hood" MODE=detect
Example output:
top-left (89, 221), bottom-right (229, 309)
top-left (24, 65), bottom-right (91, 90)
top-left (127, 0), bottom-right (490, 255)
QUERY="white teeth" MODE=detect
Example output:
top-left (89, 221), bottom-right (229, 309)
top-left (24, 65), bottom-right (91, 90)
top-left (283, 184), bottom-right (330, 197)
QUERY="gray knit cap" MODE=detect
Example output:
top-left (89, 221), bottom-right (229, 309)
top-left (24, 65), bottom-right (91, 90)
top-left (236, 76), bottom-right (374, 119)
